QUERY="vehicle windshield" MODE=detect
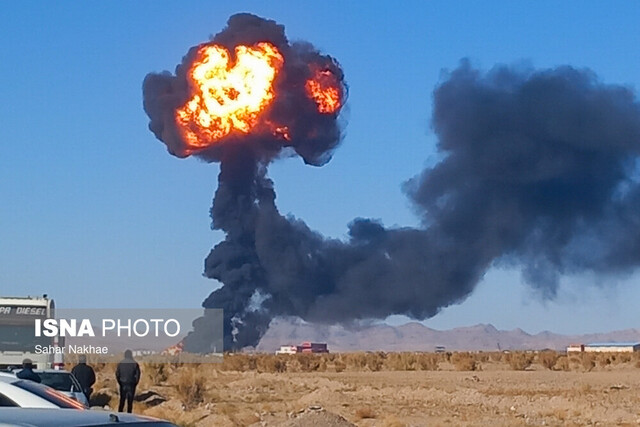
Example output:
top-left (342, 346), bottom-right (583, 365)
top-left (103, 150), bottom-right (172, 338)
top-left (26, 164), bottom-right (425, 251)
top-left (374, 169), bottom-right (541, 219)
top-left (37, 372), bottom-right (75, 392)
top-left (13, 380), bottom-right (85, 409)
top-left (0, 325), bottom-right (50, 352)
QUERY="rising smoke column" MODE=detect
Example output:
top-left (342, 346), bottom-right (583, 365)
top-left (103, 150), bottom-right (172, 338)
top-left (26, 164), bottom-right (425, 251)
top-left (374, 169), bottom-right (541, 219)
top-left (143, 14), bottom-right (347, 350)
top-left (144, 14), bottom-right (640, 350)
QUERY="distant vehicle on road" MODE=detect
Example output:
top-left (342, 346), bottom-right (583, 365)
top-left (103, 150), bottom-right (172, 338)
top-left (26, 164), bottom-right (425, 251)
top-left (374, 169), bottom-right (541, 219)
top-left (0, 408), bottom-right (179, 426)
top-left (0, 374), bottom-right (85, 409)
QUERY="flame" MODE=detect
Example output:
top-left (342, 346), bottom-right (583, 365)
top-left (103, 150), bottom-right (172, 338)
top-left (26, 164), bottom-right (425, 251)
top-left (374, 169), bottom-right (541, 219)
top-left (305, 68), bottom-right (342, 114)
top-left (273, 125), bottom-right (291, 141)
top-left (175, 42), bottom-right (284, 152)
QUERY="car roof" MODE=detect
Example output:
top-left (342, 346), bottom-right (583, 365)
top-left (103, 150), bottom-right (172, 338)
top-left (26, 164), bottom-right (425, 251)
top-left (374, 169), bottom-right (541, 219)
top-left (0, 379), bottom-right (63, 409)
top-left (0, 408), bottom-right (178, 426)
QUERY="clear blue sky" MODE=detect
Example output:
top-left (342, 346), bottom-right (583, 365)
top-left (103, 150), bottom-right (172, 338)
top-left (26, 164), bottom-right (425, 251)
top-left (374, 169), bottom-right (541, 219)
top-left (2, 1), bottom-right (640, 335)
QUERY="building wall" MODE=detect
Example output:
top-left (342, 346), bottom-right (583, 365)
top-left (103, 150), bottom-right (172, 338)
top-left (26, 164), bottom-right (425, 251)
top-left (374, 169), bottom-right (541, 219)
top-left (584, 345), bottom-right (639, 353)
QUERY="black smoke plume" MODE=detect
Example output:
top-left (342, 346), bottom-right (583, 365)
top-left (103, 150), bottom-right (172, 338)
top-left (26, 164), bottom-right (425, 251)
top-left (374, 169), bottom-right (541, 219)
top-left (144, 14), bottom-right (640, 350)
top-left (142, 13), bottom-right (345, 167)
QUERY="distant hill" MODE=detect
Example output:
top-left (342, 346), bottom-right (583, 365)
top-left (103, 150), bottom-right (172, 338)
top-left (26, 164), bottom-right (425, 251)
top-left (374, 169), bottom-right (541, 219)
top-left (255, 318), bottom-right (640, 352)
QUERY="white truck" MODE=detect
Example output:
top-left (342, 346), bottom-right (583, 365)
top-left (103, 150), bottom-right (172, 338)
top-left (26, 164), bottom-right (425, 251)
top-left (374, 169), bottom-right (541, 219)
top-left (0, 296), bottom-right (63, 370)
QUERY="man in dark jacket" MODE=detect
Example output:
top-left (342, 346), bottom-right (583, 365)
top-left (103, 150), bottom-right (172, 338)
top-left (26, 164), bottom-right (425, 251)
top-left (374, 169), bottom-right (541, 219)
top-left (71, 354), bottom-right (96, 402)
top-left (115, 349), bottom-right (140, 413)
top-left (16, 359), bottom-right (41, 383)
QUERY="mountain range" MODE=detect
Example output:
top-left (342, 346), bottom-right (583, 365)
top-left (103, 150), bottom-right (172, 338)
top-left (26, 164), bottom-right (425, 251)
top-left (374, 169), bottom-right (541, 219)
top-left (255, 318), bottom-right (640, 352)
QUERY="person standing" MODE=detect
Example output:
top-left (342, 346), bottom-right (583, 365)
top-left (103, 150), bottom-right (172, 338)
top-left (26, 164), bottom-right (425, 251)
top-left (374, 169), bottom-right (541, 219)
top-left (115, 349), bottom-right (140, 413)
top-left (16, 359), bottom-right (41, 383)
top-left (71, 354), bottom-right (96, 402)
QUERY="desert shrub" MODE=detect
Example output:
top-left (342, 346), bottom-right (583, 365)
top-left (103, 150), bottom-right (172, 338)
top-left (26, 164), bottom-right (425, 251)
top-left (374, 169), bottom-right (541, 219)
top-left (476, 352), bottom-right (490, 363)
top-left (150, 362), bottom-right (170, 383)
top-left (417, 353), bottom-right (439, 371)
top-left (451, 352), bottom-right (477, 371)
top-left (581, 354), bottom-right (595, 371)
top-left (322, 353), bottom-right (336, 362)
top-left (172, 368), bottom-right (205, 408)
top-left (596, 354), bottom-right (612, 368)
top-left (489, 352), bottom-right (503, 362)
top-left (384, 353), bottom-right (418, 371)
top-left (403, 353), bottom-right (417, 371)
top-left (553, 356), bottom-right (570, 371)
top-left (365, 352), bottom-right (385, 371)
top-left (256, 355), bottom-right (287, 373)
top-left (220, 353), bottom-right (257, 371)
top-left (292, 354), bottom-right (322, 372)
top-left (334, 360), bottom-right (346, 372)
top-left (506, 352), bottom-right (533, 370)
top-left (343, 353), bottom-right (368, 370)
top-left (383, 353), bottom-right (404, 371)
top-left (138, 362), bottom-right (171, 389)
top-left (618, 353), bottom-right (632, 363)
top-left (537, 351), bottom-right (559, 370)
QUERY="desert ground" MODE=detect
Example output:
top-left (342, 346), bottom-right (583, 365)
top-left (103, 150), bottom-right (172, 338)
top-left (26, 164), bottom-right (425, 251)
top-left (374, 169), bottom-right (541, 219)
top-left (83, 352), bottom-right (640, 426)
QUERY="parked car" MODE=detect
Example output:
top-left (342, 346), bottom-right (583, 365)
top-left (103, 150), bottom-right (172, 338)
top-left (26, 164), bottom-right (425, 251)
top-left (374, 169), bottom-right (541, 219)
top-left (0, 408), bottom-right (179, 426)
top-left (33, 369), bottom-right (90, 407)
top-left (0, 375), bottom-right (85, 409)
top-left (7, 368), bottom-right (89, 407)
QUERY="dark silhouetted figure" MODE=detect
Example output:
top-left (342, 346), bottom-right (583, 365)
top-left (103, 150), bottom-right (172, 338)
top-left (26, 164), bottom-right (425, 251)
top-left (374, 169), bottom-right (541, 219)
top-left (16, 359), bottom-right (41, 383)
top-left (71, 354), bottom-right (96, 402)
top-left (115, 349), bottom-right (140, 413)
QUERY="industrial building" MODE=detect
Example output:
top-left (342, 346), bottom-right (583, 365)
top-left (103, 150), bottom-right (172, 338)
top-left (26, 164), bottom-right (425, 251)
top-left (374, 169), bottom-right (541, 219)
top-left (297, 342), bottom-right (328, 353)
top-left (567, 342), bottom-right (640, 353)
top-left (275, 345), bottom-right (297, 355)
top-left (275, 342), bottom-right (329, 354)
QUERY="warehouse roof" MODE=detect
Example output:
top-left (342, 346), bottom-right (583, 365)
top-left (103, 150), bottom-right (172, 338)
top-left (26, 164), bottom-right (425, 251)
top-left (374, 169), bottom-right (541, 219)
top-left (586, 342), bottom-right (640, 347)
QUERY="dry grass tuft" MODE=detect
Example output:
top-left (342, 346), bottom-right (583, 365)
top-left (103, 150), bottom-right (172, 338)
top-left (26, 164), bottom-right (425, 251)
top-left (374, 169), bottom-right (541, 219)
top-left (553, 356), bottom-right (570, 371)
top-left (537, 351), bottom-right (559, 370)
top-left (256, 354), bottom-right (287, 373)
top-left (385, 353), bottom-right (418, 371)
top-left (505, 352), bottom-right (533, 370)
top-left (171, 367), bottom-right (206, 408)
top-left (417, 353), bottom-right (440, 371)
top-left (334, 360), bottom-right (347, 372)
top-left (580, 354), bottom-right (596, 372)
top-left (365, 352), bottom-right (385, 371)
top-left (451, 352), bottom-right (477, 371)
top-left (138, 362), bottom-right (170, 390)
top-left (220, 353), bottom-right (256, 371)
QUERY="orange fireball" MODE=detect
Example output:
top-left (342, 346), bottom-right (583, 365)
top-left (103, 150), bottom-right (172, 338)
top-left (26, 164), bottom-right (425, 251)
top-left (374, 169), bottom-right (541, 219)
top-left (175, 42), bottom-right (284, 152)
top-left (305, 68), bottom-right (342, 114)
